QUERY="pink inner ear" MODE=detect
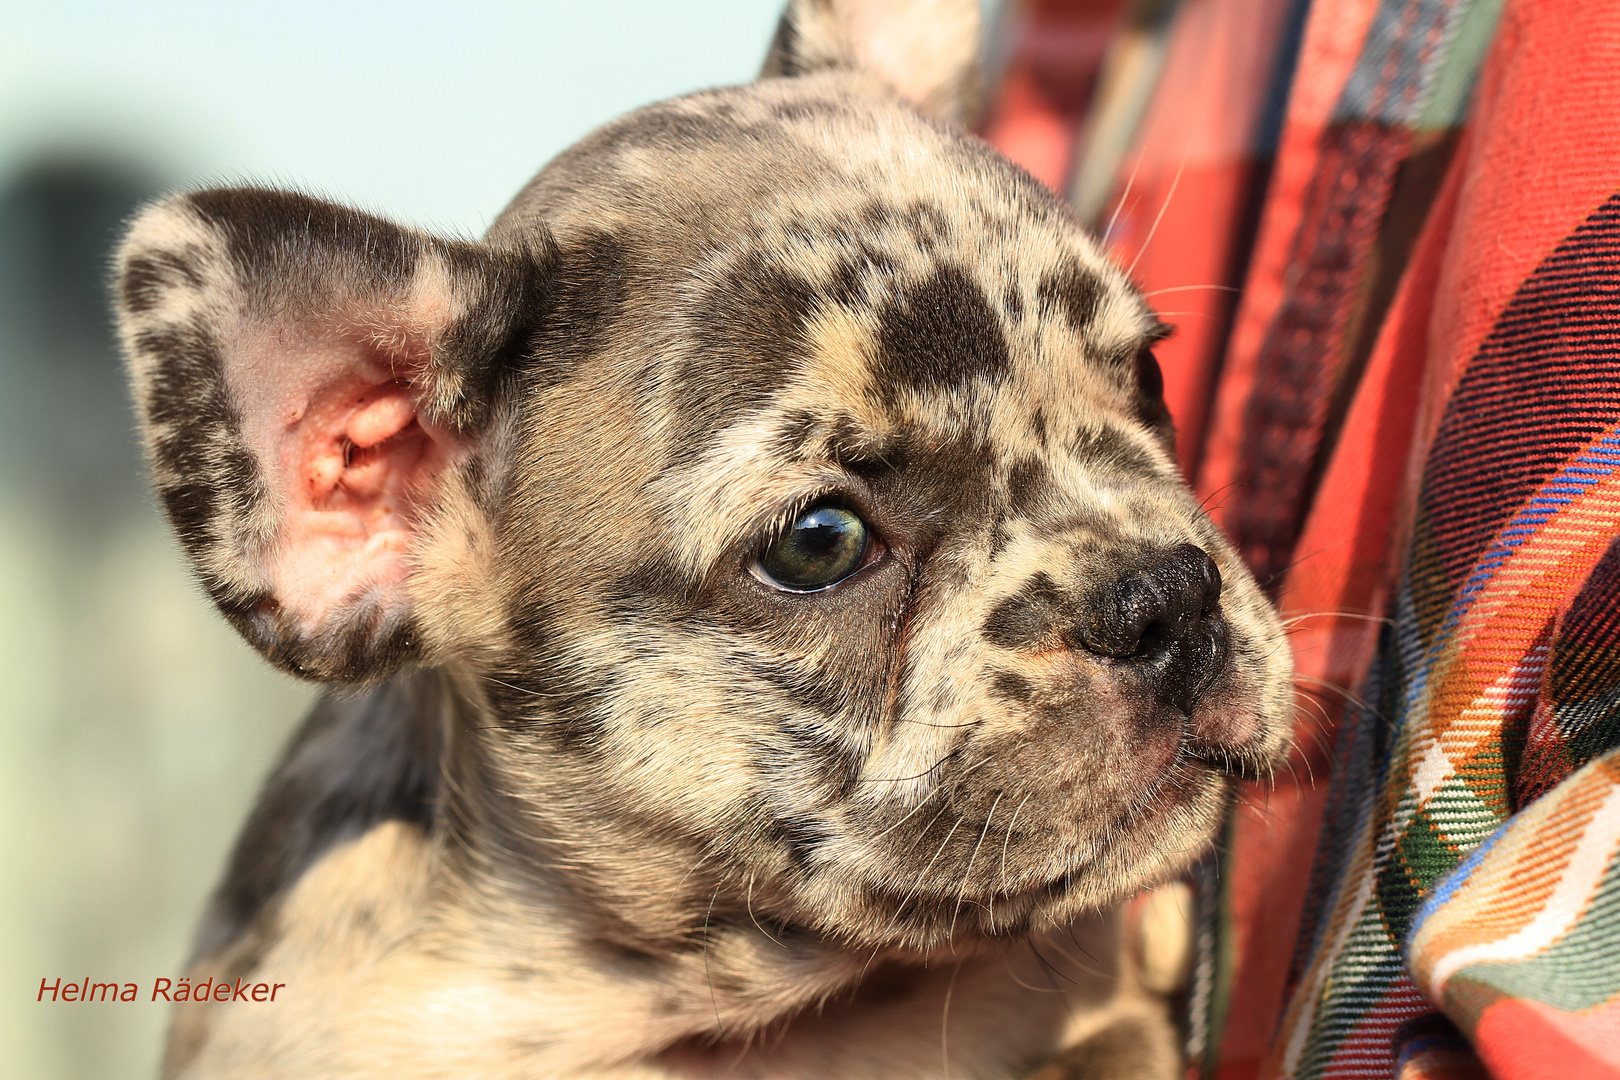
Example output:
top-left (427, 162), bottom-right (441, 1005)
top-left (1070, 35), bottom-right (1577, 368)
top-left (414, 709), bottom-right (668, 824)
top-left (271, 367), bottom-right (459, 635)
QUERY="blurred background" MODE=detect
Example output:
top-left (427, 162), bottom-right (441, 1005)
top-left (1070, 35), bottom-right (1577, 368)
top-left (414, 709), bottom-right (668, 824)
top-left (0, 3), bottom-right (805, 1075)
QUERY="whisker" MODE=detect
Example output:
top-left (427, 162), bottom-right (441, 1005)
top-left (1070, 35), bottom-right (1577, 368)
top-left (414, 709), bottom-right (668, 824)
top-left (876, 813), bottom-right (967, 947)
top-left (1127, 155), bottom-right (1186, 278)
top-left (889, 717), bottom-right (980, 730)
top-left (483, 675), bottom-right (573, 700)
top-left (1002, 960), bottom-right (1064, 994)
top-left (678, 850), bottom-right (713, 888)
top-left (1277, 610), bottom-right (1392, 629)
top-left (1041, 934), bottom-right (1109, 980)
top-left (1293, 672), bottom-right (1370, 710)
top-left (744, 873), bottom-right (785, 949)
top-left (941, 959), bottom-right (964, 1080)
top-left (1291, 709), bottom-right (1341, 765)
top-left (867, 756), bottom-right (993, 844)
top-left (949, 792), bottom-right (1002, 941)
top-left (1026, 937), bottom-right (1078, 986)
top-left (899, 801), bottom-right (958, 860)
top-left (1258, 544), bottom-right (1335, 591)
top-left (1102, 147), bottom-right (1145, 247)
top-left (908, 815), bottom-right (966, 906)
top-left (858, 942), bottom-right (888, 984)
top-left (1143, 283), bottom-right (1242, 298)
top-left (1280, 751), bottom-right (1316, 790)
top-left (1143, 309), bottom-right (1216, 321)
top-left (855, 750), bottom-right (973, 785)
top-left (1198, 477), bottom-right (1250, 515)
top-left (996, 792), bottom-right (1034, 916)
top-left (702, 886), bottom-right (725, 1038)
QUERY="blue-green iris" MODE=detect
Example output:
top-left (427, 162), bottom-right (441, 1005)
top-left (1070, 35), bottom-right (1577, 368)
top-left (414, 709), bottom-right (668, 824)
top-left (756, 503), bottom-right (869, 591)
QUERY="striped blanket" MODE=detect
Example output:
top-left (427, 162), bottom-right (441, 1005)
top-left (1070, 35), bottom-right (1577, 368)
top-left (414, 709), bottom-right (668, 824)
top-left (981, 0), bottom-right (1620, 1076)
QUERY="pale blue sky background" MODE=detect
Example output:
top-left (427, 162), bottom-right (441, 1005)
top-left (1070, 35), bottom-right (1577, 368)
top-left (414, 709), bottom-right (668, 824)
top-left (0, 1), bottom-right (786, 234)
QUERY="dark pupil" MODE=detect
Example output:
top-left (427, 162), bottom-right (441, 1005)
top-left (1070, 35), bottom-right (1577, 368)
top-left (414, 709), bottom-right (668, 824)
top-left (761, 505), bottom-right (867, 590)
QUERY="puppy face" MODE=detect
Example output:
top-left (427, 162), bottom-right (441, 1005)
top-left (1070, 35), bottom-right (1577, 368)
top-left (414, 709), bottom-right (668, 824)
top-left (438, 78), bottom-right (1292, 949)
top-left (116, 17), bottom-right (1291, 963)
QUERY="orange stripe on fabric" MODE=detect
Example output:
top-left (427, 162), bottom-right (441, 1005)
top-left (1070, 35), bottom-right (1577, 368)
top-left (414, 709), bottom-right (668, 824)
top-left (1396, 459), bottom-right (1620, 821)
top-left (1408, 760), bottom-right (1620, 988)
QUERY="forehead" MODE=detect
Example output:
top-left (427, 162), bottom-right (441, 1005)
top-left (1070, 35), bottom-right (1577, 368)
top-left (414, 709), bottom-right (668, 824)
top-left (493, 73), bottom-right (1160, 531)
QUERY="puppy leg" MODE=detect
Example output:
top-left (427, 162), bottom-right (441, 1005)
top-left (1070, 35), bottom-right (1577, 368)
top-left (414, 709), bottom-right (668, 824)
top-left (1027, 884), bottom-right (1194, 1080)
top-left (1023, 1009), bottom-right (1182, 1080)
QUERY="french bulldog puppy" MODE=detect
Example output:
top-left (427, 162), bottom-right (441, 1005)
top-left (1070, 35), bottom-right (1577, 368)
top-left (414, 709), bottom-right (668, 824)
top-left (115, 1), bottom-right (1292, 1076)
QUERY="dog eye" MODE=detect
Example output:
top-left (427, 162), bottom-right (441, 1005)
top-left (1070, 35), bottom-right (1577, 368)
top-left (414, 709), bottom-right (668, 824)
top-left (1133, 345), bottom-right (1167, 425)
top-left (754, 502), bottom-right (870, 592)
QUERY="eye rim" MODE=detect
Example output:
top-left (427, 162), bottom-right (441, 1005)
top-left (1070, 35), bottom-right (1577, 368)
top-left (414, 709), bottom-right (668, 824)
top-left (750, 498), bottom-right (880, 594)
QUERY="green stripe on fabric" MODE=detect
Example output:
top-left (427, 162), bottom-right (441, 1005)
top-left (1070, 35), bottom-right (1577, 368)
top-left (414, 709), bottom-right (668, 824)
top-left (1416, 0), bottom-right (1505, 131)
top-left (1386, 807), bottom-right (1461, 939)
top-left (1296, 905), bottom-right (1410, 1079)
top-left (1431, 771), bottom-right (1507, 851)
top-left (1563, 683), bottom-right (1620, 771)
top-left (1459, 845), bottom-right (1620, 1012)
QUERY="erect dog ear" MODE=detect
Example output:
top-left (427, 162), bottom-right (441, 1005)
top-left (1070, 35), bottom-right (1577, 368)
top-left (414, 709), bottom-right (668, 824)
top-left (760, 0), bottom-right (982, 125)
top-left (116, 187), bottom-right (552, 682)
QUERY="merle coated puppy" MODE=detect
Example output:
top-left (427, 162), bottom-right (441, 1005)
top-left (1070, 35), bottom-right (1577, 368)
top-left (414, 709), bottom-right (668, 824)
top-left (115, 1), bottom-right (1292, 1076)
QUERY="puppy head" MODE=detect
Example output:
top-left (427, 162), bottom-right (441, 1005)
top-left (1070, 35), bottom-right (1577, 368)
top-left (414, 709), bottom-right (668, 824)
top-left (116, 0), bottom-right (1291, 953)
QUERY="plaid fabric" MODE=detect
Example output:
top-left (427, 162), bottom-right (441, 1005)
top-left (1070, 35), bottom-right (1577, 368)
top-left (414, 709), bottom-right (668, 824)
top-left (1273, 192), bottom-right (1620, 1076)
top-left (1078, 0), bottom-right (1305, 479)
top-left (1407, 748), bottom-right (1620, 1078)
top-left (978, 0), bottom-right (1620, 1076)
top-left (1266, 1), bottom-right (1620, 1073)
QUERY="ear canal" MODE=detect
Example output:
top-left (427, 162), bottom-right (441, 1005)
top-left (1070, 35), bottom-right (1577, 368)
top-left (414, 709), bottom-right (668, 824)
top-left (760, 0), bottom-right (983, 126)
top-left (116, 187), bottom-right (554, 682)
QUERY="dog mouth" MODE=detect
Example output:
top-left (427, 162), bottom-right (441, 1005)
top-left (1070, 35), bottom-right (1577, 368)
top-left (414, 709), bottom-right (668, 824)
top-left (1088, 605), bottom-right (1286, 781)
top-left (835, 750), bottom-right (1229, 944)
top-left (831, 657), bottom-right (1278, 921)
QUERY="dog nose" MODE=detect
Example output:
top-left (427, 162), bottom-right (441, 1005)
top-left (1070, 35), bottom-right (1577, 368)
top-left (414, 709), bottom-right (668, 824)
top-left (1077, 544), bottom-right (1226, 711)
top-left (1079, 545), bottom-right (1221, 657)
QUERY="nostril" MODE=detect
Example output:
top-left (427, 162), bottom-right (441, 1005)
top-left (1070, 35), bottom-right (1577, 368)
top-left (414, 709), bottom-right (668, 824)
top-left (1078, 544), bottom-right (1223, 660)
top-left (1199, 553), bottom-right (1222, 616)
top-left (1155, 544), bottom-right (1221, 629)
top-left (1080, 573), bottom-right (1161, 657)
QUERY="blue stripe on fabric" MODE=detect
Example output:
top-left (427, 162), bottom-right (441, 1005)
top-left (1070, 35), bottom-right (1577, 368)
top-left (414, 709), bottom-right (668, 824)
top-left (1397, 426), bottom-right (1620, 769)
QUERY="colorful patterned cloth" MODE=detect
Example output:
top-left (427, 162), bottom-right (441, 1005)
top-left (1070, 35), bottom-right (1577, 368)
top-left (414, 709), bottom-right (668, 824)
top-left (981, 1), bottom-right (1620, 1077)
top-left (1408, 749), bottom-right (1620, 1078)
